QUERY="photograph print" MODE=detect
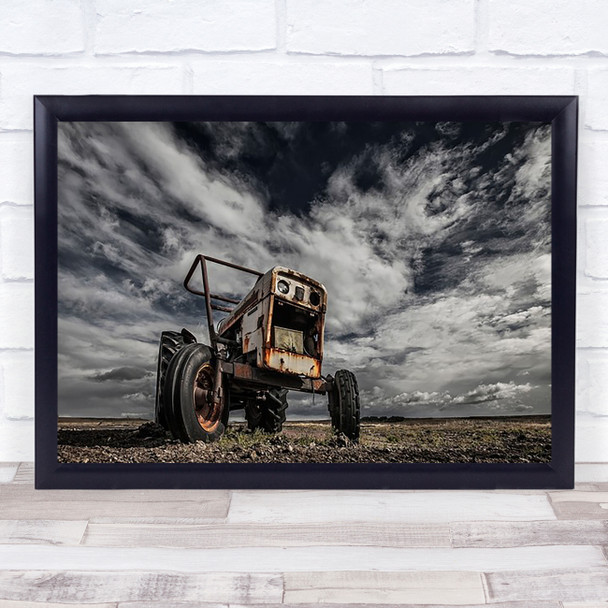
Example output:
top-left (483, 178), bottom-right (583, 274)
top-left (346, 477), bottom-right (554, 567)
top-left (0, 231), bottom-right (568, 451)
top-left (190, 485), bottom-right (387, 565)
top-left (56, 117), bottom-right (552, 465)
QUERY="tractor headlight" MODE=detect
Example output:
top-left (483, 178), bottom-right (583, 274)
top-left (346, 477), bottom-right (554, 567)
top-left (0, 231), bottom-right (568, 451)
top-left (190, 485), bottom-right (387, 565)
top-left (277, 279), bottom-right (290, 294)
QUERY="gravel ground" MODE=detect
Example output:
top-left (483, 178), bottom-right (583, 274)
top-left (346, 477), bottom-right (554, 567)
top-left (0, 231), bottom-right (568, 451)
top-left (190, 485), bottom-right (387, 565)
top-left (57, 417), bottom-right (551, 464)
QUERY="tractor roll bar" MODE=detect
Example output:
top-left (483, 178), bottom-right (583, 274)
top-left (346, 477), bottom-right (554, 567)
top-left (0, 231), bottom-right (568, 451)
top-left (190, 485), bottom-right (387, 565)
top-left (183, 254), bottom-right (263, 345)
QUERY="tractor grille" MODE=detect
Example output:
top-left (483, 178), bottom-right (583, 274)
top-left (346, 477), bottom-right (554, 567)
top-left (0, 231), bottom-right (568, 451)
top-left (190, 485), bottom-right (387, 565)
top-left (273, 326), bottom-right (304, 354)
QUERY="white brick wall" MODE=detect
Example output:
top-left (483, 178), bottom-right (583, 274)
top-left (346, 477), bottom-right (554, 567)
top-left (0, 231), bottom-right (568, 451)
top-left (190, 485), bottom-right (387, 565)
top-left (0, 0), bottom-right (86, 55)
top-left (190, 60), bottom-right (375, 95)
top-left (0, 134), bottom-right (33, 205)
top-left (0, 206), bottom-right (34, 281)
top-left (578, 139), bottom-right (608, 206)
top-left (0, 0), bottom-right (606, 462)
top-left (488, 0), bottom-right (608, 56)
top-left (585, 70), bottom-right (608, 130)
top-left (0, 64), bottom-right (186, 130)
top-left (285, 0), bottom-right (476, 56)
top-left (95, 0), bottom-right (277, 54)
top-left (381, 66), bottom-right (577, 96)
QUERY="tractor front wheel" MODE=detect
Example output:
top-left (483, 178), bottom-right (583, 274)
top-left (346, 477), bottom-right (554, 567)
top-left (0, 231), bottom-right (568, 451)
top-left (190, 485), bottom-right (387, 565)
top-left (165, 343), bottom-right (228, 443)
top-left (328, 369), bottom-right (360, 442)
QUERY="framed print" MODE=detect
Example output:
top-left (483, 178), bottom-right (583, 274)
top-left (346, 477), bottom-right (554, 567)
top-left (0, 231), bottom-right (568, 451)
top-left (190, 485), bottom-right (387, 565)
top-left (35, 95), bottom-right (577, 489)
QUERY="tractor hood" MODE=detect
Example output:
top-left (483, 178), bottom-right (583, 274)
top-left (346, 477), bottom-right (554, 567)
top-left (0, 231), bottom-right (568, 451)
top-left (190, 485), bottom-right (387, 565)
top-left (217, 266), bottom-right (327, 336)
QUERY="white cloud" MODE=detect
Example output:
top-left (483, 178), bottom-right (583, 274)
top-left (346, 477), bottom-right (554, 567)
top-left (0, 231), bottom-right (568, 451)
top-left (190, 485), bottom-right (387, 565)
top-left (362, 381), bottom-right (538, 417)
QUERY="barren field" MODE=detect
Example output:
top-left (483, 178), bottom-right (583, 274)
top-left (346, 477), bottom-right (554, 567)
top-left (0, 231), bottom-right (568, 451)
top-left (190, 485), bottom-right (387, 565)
top-left (58, 416), bottom-right (551, 464)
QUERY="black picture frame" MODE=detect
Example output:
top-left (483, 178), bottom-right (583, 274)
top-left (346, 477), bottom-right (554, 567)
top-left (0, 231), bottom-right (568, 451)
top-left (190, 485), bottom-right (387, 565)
top-left (35, 95), bottom-right (577, 489)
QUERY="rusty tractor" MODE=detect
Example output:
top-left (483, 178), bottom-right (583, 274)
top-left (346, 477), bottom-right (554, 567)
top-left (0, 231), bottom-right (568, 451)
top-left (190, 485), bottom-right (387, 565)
top-left (154, 255), bottom-right (360, 443)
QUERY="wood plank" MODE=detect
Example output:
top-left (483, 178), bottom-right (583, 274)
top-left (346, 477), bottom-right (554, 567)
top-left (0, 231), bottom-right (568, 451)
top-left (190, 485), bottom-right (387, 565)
top-left (116, 604), bottom-right (229, 608)
top-left (550, 501), bottom-right (608, 520)
top-left (576, 464), bottom-right (608, 483)
top-left (576, 484), bottom-right (603, 492)
top-left (82, 522), bottom-right (451, 548)
top-left (563, 603), bottom-right (608, 608)
top-left (0, 545), bottom-right (603, 573)
top-left (0, 520), bottom-right (88, 545)
top-left (119, 604), bottom-right (562, 608)
top-left (0, 601), bottom-right (117, 608)
top-left (0, 484), bottom-right (230, 520)
top-left (0, 571), bottom-right (282, 604)
top-left (228, 491), bottom-right (556, 524)
top-left (13, 462), bottom-right (33, 484)
top-left (485, 567), bottom-right (608, 602)
top-left (0, 463), bottom-right (19, 483)
top-left (283, 571), bottom-right (485, 604)
top-left (549, 490), bottom-right (608, 519)
top-left (117, 604), bottom-right (226, 608)
top-left (88, 517), bottom-right (229, 524)
top-left (549, 491), bottom-right (608, 503)
top-left (451, 520), bottom-right (608, 548)
top-left (229, 604), bottom-right (562, 608)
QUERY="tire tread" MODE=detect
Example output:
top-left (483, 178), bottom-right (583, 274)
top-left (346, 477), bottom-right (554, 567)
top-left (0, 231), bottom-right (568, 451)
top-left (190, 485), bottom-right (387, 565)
top-left (330, 369), bottom-right (360, 441)
top-left (155, 331), bottom-right (186, 433)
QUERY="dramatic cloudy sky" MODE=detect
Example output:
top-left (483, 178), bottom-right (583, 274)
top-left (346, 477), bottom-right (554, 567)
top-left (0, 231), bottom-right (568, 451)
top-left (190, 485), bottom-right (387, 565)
top-left (57, 120), bottom-right (551, 419)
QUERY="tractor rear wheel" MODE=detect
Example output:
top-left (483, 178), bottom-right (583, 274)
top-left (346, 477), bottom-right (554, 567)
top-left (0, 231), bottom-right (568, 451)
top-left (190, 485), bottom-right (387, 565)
top-left (245, 389), bottom-right (288, 434)
top-left (328, 369), bottom-right (360, 442)
top-left (165, 343), bottom-right (228, 443)
top-left (155, 331), bottom-right (186, 432)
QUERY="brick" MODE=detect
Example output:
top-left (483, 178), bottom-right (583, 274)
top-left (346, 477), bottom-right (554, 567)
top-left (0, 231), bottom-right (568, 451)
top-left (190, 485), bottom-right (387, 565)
top-left (488, 0), bottom-right (608, 56)
top-left (0, 0), bottom-right (85, 55)
top-left (584, 359), bottom-right (608, 416)
top-left (381, 66), bottom-right (576, 95)
top-left (191, 60), bottom-right (374, 95)
top-left (586, 70), bottom-right (608, 130)
top-left (0, 206), bottom-right (34, 280)
top-left (578, 139), bottom-right (608, 206)
top-left (585, 219), bottom-right (608, 280)
top-left (286, 0), bottom-right (475, 56)
top-left (577, 293), bottom-right (608, 348)
top-left (0, 64), bottom-right (185, 131)
top-left (0, 419), bottom-right (33, 461)
top-left (576, 413), bottom-right (608, 463)
top-left (0, 133), bottom-right (33, 205)
top-left (0, 283), bottom-right (33, 349)
top-left (0, 351), bottom-right (34, 420)
top-left (95, 0), bottom-right (275, 54)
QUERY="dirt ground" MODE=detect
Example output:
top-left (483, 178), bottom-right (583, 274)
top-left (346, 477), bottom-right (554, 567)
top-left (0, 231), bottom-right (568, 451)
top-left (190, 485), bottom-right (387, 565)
top-left (57, 416), bottom-right (551, 464)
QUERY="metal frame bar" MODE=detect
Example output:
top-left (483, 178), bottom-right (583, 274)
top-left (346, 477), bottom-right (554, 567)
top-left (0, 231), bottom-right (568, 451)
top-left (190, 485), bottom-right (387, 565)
top-left (219, 360), bottom-right (329, 394)
top-left (183, 254), bottom-right (263, 347)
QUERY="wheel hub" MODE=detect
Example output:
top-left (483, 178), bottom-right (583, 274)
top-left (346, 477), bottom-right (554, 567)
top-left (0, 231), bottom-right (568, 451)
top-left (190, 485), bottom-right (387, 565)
top-left (192, 362), bottom-right (222, 432)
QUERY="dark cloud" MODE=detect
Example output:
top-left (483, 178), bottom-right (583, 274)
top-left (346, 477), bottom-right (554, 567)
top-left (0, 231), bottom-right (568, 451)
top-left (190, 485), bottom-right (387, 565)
top-left (57, 120), bottom-right (552, 419)
top-left (92, 367), bottom-right (153, 383)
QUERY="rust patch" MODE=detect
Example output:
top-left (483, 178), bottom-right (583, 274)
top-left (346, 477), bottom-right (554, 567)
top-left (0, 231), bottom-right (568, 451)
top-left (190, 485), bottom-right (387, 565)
top-left (264, 348), bottom-right (321, 378)
top-left (233, 362), bottom-right (254, 380)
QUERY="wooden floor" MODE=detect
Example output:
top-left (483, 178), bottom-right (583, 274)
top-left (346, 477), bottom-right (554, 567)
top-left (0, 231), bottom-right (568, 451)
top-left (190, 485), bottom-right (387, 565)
top-left (1, 463), bottom-right (607, 606)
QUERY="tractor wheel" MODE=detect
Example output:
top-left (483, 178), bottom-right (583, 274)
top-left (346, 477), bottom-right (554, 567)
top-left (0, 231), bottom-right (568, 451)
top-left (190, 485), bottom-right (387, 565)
top-left (165, 343), bottom-right (228, 443)
top-left (244, 400), bottom-right (263, 431)
top-left (164, 345), bottom-right (195, 440)
top-left (328, 369), bottom-right (360, 442)
top-left (245, 389), bottom-right (288, 434)
top-left (155, 331), bottom-right (186, 432)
